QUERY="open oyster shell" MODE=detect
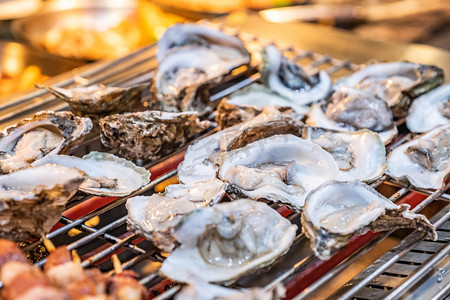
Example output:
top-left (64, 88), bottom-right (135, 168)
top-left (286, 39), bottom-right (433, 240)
top-left (152, 24), bottom-right (250, 114)
top-left (215, 84), bottom-right (309, 129)
top-left (337, 62), bottom-right (444, 117)
top-left (302, 127), bottom-right (386, 182)
top-left (387, 124), bottom-right (450, 189)
top-left (175, 275), bottom-right (285, 300)
top-left (99, 110), bottom-right (210, 161)
top-left (307, 87), bottom-right (398, 144)
top-left (0, 111), bottom-right (92, 174)
top-left (37, 83), bottom-right (149, 117)
top-left (217, 134), bottom-right (339, 210)
top-left (0, 164), bottom-right (86, 241)
top-left (33, 152), bottom-right (150, 197)
top-left (406, 83), bottom-right (450, 133)
top-left (260, 45), bottom-right (332, 105)
top-left (159, 199), bottom-right (297, 283)
top-left (302, 181), bottom-right (437, 260)
top-left (126, 179), bottom-right (226, 252)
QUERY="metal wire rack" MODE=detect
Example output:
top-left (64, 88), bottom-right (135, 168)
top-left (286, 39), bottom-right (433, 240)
top-left (1, 23), bottom-right (449, 300)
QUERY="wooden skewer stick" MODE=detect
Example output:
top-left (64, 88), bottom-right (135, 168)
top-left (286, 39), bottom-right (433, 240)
top-left (111, 254), bottom-right (123, 274)
top-left (42, 235), bottom-right (56, 252)
top-left (71, 250), bottom-right (81, 265)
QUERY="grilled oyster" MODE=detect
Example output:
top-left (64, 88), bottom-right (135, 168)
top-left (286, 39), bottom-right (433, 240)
top-left (37, 83), bottom-right (149, 117)
top-left (32, 152), bottom-right (150, 197)
top-left (216, 84), bottom-right (309, 129)
top-left (302, 181), bottom-right (437, 260)
top-left (153, 24), bottom-right (250, 114)
top-left (307, 87), bottom-right (397, 144)
top-left (406, 83), bottom-right (450, 133)
top-left (337, 62), bottom-right (444, 117)
top-left (175, 276), bottom-right (285, 300)
top-left (217, 134), bottom-right (339, 210)
top-left (387, 124), bottom-right (450, 189)
top-left (0, 111), bottom-right (92, 174)
top-left (178, 107), bottom-right (302, 186)
top-left (0, 164), bottom-right (86, 241)
top-left (260, 45), bottom-right (332, 105)
top-left (100, 110), bottom-right (210, 161)
top-left (126, 179), bottom-right (226, 252)
top-left (302, 127), bottom-right (386, 182)
top-left (159, 200), bottom-right (297, 283)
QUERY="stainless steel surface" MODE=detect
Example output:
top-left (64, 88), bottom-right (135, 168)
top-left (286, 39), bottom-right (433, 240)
top-left (0, 18), bottom-right (449, 299)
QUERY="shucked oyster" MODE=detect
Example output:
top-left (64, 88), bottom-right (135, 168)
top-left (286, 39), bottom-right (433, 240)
top-left (387, 124), bottom-right (450, 189)
top-left (37, 83), bottom-right (149, 117)
top-left (0, 111), bottom-right (92, 174)
top-left (217, 134), bottom-right (339, 210)
top-left (33, 152), bottom-right (150, 197)
top-left (0, 164), bottom-right (85, 241)
top-left (337, 62), bottom-right (444, 117)
top-left (153, 24), bottom-right (251, 114)
top-left (126, 179), bottom-right (226, 252)
top-left (260, 45), bottom-right (332, 105)
top-left (307, 87), bottom-right (397, 144)
top-left (159, 200), bottom-right (297, 283)
top-left (100, 110), bottom-right (210, 161)
top-left (406, 83), bottom-right (450, 133)
top-left (302, 127), bottom-right (386, 182)
top-left (215, 84), bottom-right (309, 129)
top-left (175, 275), bottom-right (285, 300)
top-left (302, 181), bottom-right (437, 260)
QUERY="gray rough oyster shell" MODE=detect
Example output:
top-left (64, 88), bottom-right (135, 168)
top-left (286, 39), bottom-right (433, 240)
top-left (302, 181), bottom-right (437, 260)
top-left (99, 110), bottom-right (210, 161)
top-left (0, 111), bottom-right (92, 174)
top-left (0, 164), bottom-right (86, 241)
top-left (37, 83), bottom-right (150, 117)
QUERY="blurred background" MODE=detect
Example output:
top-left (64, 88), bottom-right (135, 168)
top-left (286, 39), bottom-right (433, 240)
top-left (0, 0), bottom-right (449, 98)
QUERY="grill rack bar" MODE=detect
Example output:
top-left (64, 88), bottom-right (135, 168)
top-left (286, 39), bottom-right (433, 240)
top-left (0, 22), bottom-right (447, 299)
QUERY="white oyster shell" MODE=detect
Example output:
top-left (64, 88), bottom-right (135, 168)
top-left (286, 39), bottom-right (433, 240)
top-left (303, 127), bottom-right (386, 182)
top-left (126, 179), bottom-right (226, 252)
top-left (307, 87), bottom-right (397, 144)
top-left (406, 83), bottom-right (450, 133)
top-left (0, 164), bottom-right (86, 241)
top-left (175, 275), bottom-right (285, 300)
top-left (302, 181), bottom-right (437, 260)
top-left (159, 200), bottom-right (297, 283)
top-left (387, 124), bottom-right (450, 189)
top-left (0, 111), bottom-right (92, 174)
top-left (217, 134), bottom-right (339, 210)
top-left (262, 45), bottom-right (331, 105)
top-left (33, 152), bottom-right (150, 196)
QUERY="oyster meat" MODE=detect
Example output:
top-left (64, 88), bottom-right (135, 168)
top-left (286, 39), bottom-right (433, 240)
top-left (100, 110), bottom-right (210, 161)
top-left (175, 276), bottom-right (285, 300)
top-left (33, 152), bottom-right (150, 197)
top-left (217, 134), bottom-right (339, 210)
top-left (37, 83), bottom-right (149, 117)
top-left (337, 62), bottom-right (444, 117)
top-left (153, 24), bottom-right (250, 114)
top-left (302, 181), bottom-right (437, 260)
top-left (215, 84), bottom-right (309, 129)
top-left (0, 111), bottom-right (92, 174)
top-left (387, 124), bottom-right (450, 189)
top-left (159, 199), bottom-right (297, 283)
top-left (260, 45), bottom-right (332, 105)
top-left (126, 179), bottom-right (226, 252)
top-left (0, 164), bottom-right (86, 241)
top-left (406, 83), bottom-right (450, 133)
top-left (307, 87), bottom-right (398, 144)
top-left (302, 127), bottom-right (386, 182)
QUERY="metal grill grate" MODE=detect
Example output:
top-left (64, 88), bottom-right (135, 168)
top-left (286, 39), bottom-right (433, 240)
top-left (0, 23), bottom-right (449, 300)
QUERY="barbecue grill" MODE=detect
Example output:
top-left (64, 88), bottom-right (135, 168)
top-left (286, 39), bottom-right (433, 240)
top-left (0, 19), bottom-right (449, 300)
